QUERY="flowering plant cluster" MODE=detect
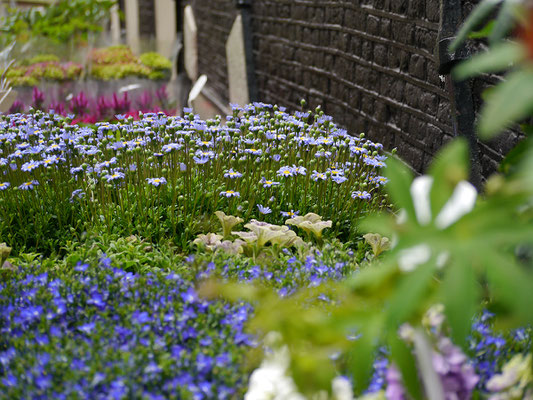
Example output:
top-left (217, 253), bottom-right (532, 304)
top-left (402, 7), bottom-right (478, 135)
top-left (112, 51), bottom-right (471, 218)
top-left (5, 58), bottom-right (83, 87)
top-left (0, 258), bottom-right (253, 399)
top-left (0, 104), bottom-right (388, 253)
top-left (8, 85), bottom-right (173, 125)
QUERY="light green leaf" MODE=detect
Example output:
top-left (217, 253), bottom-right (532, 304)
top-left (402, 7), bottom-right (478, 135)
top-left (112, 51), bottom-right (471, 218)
top-left (485, 251), bottom-right (533, 325)
top-left (489, 0), bottom-right (518, 45)
top-left (386, 262), bottom-right (436, 328)
top-left (452, 42), bottom-right (525, 81)
top-left (428, 139), bottom-right (469, 218)
top-left (479, 69), bottom-right (533, 139)
top-left (468, 20), bottom-right (496, 39)
top-left (389, 333), bottom-right (423, 400)
top-left (384, 157), bottom-right (416, 220)
top-left (450, 0), bottom-right (503, 52)
top-left (348, 321), bottom-right (380, 394)
top-left (441, 256), bottom-right (481, 349)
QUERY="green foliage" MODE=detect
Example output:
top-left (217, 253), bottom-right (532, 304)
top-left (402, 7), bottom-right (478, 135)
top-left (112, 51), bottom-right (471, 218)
top-left (89, 47), bottom-right (170, 81)
top-left (0, 0), bottom-right (116, 45)
top-left (24, 54), bottom-right (60, 65)
top-left (222, 137), bottom-right (533, 396)
top-left (140, 52), bottom-right (172, 81)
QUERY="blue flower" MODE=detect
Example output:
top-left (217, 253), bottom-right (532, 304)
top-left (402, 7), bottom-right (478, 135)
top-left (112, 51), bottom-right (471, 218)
top-left (146, 177), bottom-right (167, 186)
top-left (193, 155), bottom-right (210, 164)
top-left (224, 169), bottom-right (243, 179)
top-left (21, 160), bottom-right (41, 172)
top-left (19, 180), bottom-right (39, 190)
top-left (220, 190), bottom-right (240, 198)
top-left (332, 175), bottom-right (348, 184)
top-left (260, 178), bottom-right (280, 188)
top-left (277, 166), bottom-right (295, 177)
top-left (311, 170), bottom-right (327, 181)
top-left (104, 172), bottom-right (125, 182)
top-left (244, 148), bottom-right (262, 156)
top-left (0, 182), bottom-right (10, 190)
top-left (371, 175), bottom-right (389, 186)
top-left (77, 322), bottom-right (96, 334)
top-left (42, 155), bottom-right (60, 166)
top-left (280, 210), bottom-right (299, 218)
top-left (257, 204), bottom-right (272, 214)
top-left (352, 190), bottom-right (371, 200)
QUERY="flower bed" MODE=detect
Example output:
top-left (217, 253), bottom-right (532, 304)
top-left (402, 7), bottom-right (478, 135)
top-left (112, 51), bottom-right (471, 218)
top-left (0, 105), bottom-right (388, 254)
top-left (0, 100), bottom-right (531, 399)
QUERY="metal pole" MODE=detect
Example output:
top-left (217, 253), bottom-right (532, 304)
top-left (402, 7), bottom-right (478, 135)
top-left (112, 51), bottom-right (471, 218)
top-left (437, 0), bottom-right (482, 188)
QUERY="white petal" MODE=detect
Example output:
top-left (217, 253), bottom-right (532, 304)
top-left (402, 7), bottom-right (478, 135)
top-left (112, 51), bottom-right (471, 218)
top-left (332, 376), bottom-right (354, 400)
top-left (435, 181), bottom-right (477, 229)
top-left (398, 244), bottom-right (431, 272)
top-left (410, 176), bottom-right (433, 226)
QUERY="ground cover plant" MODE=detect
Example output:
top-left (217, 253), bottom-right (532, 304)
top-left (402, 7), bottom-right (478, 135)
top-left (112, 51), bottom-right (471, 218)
top-left (0, 103), bottom-right (389, 255)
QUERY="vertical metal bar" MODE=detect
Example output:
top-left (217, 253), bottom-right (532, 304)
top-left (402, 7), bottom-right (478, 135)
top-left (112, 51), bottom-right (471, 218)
top-left (437, 0), bottom-right (482, 188)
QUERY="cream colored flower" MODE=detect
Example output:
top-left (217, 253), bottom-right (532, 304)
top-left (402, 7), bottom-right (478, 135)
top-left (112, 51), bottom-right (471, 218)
top-left (215, 211), bottom-right (244, 238)
top-left (286, 213), bottom-right (332, 240)
top-left (192, 233), bottom-right (223, 251)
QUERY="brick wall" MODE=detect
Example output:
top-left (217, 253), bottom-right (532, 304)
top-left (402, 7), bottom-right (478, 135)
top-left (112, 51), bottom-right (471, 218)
top-left (186, 0), bottom-right (521, 177)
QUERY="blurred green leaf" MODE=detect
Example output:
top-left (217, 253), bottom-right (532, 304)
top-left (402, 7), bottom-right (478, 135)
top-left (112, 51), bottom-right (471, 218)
top-left (389, 333), bottom-right (423, 400)
top-left (348, 320), bottom-right (380, 394)
top-left (428, 139), bottom-right (469, 218)
top-left (441, 255), bottom-right (481, 348)
top-left (386, 263), bottom-right (436, 328)
top-left (479, 69), bottom-right (533, 139)
top-left (485, 251), bottom-right (533, 325)
top-left (489, 0), bottom-right (517, 45)
top-left (468, 20), bottom-right (496, 39)
top-left (450, 0), bottom-right (503, 52)
top-left (499, 134), bottom-right (533, 175)
top-left (384, 157), bottom-right (416, 220)
top-left (452, 42), bottom-right (525, 81)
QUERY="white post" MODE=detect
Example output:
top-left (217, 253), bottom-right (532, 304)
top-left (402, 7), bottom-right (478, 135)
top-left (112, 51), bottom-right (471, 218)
top-left (155, 0), bottom-right (177, 59)
top-left (183, 5), bottom-right (198, 81)
top-left (110, 3), bottom-right (121, 46)
top-left (226, 15), bottom-right (250, 106)
top-left (124, 0), bottom-right (140, 54)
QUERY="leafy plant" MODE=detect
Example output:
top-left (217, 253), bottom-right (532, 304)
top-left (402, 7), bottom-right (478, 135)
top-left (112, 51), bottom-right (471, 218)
top-left (215, 138), bottom-right (533, 398)
top-left (0, 0), bottom-right (116, 45)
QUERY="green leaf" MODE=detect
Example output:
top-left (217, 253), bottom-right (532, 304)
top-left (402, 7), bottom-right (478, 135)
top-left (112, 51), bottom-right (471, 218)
top-left (450, 0), bottom-right (503, 52)
top-left (441, 256), bottom-right (481, 349)
top-left (428, 139), bottom-right (469, 218)
top-left (389, 333), bottom-right (423, 400)
top-left (485, 251), bottom-right (533, 325)
top-left (384, 156), bottom-right (416, 220)
top-left (348, 321), bottom-right (380, 394)
top-left (468, 20), bottom-right (496, 39)
top-left (499, 135), bottom-right (533, 175)
top-left (386, 262), bottom-right (436, 328)
top-left (479, 69), bottom-right (533, 139)
top-left (452, 42), bottom-right (525, 81)
top-left (489, 0), bottom-right (518, 45)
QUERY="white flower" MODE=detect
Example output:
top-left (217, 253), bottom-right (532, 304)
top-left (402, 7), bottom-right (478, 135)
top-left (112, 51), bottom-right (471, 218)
top-left (397, 176), bottom-right (477, 272)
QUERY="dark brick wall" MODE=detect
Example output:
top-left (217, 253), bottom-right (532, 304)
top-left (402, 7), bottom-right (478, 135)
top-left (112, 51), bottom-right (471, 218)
top-left (138, 0), bottom-right (156, 37)
top-left (251, 0), bottom-right (450, 173)
top-left (185, 0), bottom-right (521, 177)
